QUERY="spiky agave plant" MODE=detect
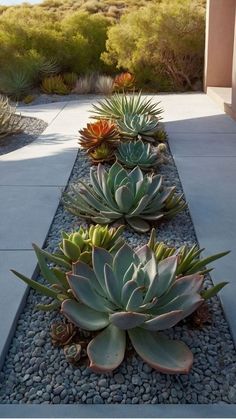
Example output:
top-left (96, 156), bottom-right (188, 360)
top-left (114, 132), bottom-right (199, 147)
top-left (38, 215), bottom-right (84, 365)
top-left (0, 95), bottom-right (23, 139)
top-left (63, 162), bottom-right (186, 233)
top-left (78, 120), bottom-right (119, 153)
top-left (0, 70), bottom-right (32, 100)
top-left (11, 225), bottom-right (125, 310)
top-left (91, 91), bottom-right (163, 121)
top-left (147, 229), bottom-right (229, 299)
top-left (117, 114), bottom-right (159, 143)
top-left (62, 244), bottom-right (205, 373)
top-left (115, 139), bottom-right (160, 170)
top-left (113, 72), bottom-right (135, 91)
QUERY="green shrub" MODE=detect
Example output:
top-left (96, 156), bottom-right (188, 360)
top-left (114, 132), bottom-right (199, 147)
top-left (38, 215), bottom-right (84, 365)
top-left (102, 0), bottom-right (205, 91)
top-left (0, 7), bottom-right (113, 96)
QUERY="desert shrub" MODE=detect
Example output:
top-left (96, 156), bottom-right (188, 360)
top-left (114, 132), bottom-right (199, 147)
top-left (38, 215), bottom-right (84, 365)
top-left (0, 7), bottom-right (113, 96)
top-left (61, 12), bottom-right (112, 73)
top-left (102, 0), bottom-right (205, 91)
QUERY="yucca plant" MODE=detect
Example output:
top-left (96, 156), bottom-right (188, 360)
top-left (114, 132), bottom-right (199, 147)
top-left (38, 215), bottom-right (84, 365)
top-left (147, 228), bottom-right (229, 299)
top-left (116, 139), bottom-right (160, 170)
top-left (95, 75), bottom-right (114, 95)
top-left (117, 114), bottom-right (159, 143)
top-left (89, 144), bottom-right (115, 164)
top-left (91, 91), bottom-right (163, 121)
top-left (113, 72), bottom-right (135, 91)
top-left (78, 120), bottom-right (120, 153)
top-left (41, 75), bottom-right (70, 95)
top-left (0, 95), bottom-right (23, 139)
top-left (61, 244), bottom-right (206, 373)
top-left (62, 72), bottom-right (77, 89)
top-left (11, 225), bottom-right (125, 310)
top-left (63, 162), bottom-right (186, 233)
top-left (0, 70), bottom-right (32, 100)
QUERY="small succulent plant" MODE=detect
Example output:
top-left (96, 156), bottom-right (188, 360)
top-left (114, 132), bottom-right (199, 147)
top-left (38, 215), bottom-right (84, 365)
top-left (11, 225), bottom-right (125, 307)
top-left (62, 244), bottom-right (205, 373)
top-left (78, 120), bottom-right (119, 153)
top-left (51, 322), bottom-right (76, 346)
top-left (115, 139), bottom-right (160, 170)
top-left (154, 128), bottom-right (168, 142)
top-left (41, 75), bottom-right (70, 95)
top-left (63, 162), bottom-right (186, 233)
top-left (117, 114), bottom-right (159, 143)
top-left (113, 72), bottom-right (135, 91)
top-left (64, 343), bottom-right (82, 364)
top-left (89, 143), bottom-right (115, 164)
top-left (0, 95), bottom-right (23, 139)
top-left (91, 91), bottom-right (163, 121)
top-left (148, 228), bottom-right (229, 298)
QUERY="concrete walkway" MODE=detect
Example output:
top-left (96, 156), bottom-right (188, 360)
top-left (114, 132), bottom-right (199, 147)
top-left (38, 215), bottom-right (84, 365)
top-left (0, 99), bottom-right (92, 369)
top-left (159, 92), bottom-right (236, 344)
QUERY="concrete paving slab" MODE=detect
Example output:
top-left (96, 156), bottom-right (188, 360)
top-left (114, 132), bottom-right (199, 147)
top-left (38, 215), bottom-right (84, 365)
top-left (159, 93), bottom-right (236, 133)
top-left (17, 101), bottom-right (67, 124)
top-left (169, 133), bottom-right (236, 157)
top-left (174, 156), bottom-right (236, 343)
top-left (0, 186), bottom-right (62, 250)
top-left (0, 250), bottom-right (37, 370)
top-left (0, 101), bottom-right (91, 186)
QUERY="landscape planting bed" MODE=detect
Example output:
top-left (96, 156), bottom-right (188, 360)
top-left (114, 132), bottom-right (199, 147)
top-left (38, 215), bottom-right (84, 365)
top-left (0, 116), bottom-right (47, 156)
top-left (0, 143), bottom-right (236, 406)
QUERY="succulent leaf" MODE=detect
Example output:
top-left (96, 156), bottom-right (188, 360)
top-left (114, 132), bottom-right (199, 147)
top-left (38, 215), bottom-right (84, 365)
top-left (141, 310), bottom-right (183, 331)
top-left (87, 324), bottom-right (126, 373)
top-left (128, 328), bottom-right (193, 374)
top-left (67, 273), bottom-right (112, 313)
top-left (110, 312), bottom-right (147, 329)
top-left (62, 299), bottom-right (109, 331)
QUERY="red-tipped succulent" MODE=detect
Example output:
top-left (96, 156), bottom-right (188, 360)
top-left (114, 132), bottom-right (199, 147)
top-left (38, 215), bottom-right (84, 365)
top-left (78, 120), bottom-right (119, 153)
top-left (113, 72), bottom-right (135, 91)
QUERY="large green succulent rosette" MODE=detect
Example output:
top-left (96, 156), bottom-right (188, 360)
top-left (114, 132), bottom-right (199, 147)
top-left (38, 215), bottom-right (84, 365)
top-left (63, 162), bottom-right (186, 233)
top-left (62, 243), bottom-right (204, 374)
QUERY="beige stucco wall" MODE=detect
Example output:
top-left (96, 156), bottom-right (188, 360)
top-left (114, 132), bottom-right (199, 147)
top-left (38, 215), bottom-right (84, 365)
top-left (204, 0), bottom-right (236, 89)
top-left (232, 9), bottom-right (236, 112)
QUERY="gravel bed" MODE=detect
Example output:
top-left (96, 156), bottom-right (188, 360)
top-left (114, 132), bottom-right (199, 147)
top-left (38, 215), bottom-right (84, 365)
top-left (0, 115), bottom-right (47, 156)
top-left (0, 138), bottom-right (236, 405)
